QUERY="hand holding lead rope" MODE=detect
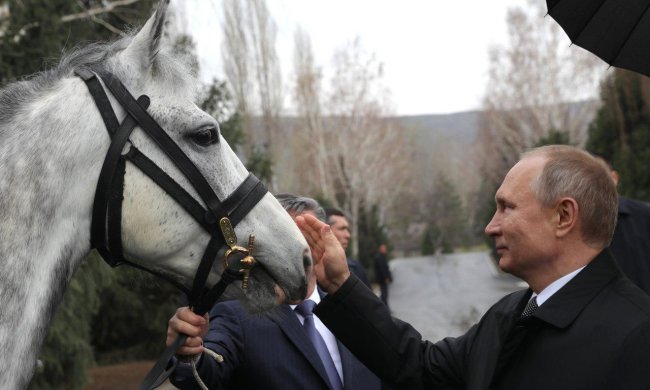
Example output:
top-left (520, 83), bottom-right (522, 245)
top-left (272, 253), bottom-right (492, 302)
top-left (220, 217), bottom-right (257, 289)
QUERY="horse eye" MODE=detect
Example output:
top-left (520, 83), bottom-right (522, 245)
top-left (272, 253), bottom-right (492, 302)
top-left (189, 126), bottom-right (220, 147)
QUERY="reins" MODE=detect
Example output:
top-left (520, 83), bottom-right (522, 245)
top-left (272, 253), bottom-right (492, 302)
top-left (75, 66), bottom-right (266, 389)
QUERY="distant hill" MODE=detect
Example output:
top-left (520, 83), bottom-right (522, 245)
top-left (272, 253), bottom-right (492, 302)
top-left (393, 110), bottom-right (481, 147)
top-left (242, 110), bottom-right (481, 154)
top-left (245, 102), bottom-right (597, 191)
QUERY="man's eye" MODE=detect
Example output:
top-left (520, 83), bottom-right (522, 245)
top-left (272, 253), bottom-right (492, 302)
top-left (189, 126), bottom-right (220, 146)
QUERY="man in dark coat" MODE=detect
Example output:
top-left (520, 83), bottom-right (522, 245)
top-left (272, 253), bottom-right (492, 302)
top-left (298, 145), bottom-right (650, 390)
top-left (610, 196), bottom-right (650, 294)
top-left (167, 194), bottom-right (381, 390)
top-left (373, 243), bottom-right (392, 307)
top-left (598, 160), bottom-right (650, 295)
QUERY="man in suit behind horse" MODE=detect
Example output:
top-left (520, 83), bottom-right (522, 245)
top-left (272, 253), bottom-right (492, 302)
top-left (324, 207), bottom-right (371, 287)
top-left (167, 194), bottom-right (381, 390)
top-left (298, 145), bottom-right (650, 389)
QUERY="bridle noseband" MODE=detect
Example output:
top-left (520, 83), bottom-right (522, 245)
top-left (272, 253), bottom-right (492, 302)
top-left (75, 66), bottom-right (267, 389)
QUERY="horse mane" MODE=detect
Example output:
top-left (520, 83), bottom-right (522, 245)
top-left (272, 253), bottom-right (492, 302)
top-left (0, 40), bottom-right (118, 131)
top-left (0, 27), bottom-right (198, 136)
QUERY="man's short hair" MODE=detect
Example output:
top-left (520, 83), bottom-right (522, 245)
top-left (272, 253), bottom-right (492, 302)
top-left (590, 152), bottom-right (616, 171)
top-left (275, 193), bottom-right (326, 222)
top-left (522, 145), bottom-right (618, 248)
top-left (324, 207), bottom-right (347, 225)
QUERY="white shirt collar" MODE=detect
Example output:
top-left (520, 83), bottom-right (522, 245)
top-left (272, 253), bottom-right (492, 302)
top-left (533, 266), bottom-right (586, 306)
top-left (289, 287), bottom-right (321, 310)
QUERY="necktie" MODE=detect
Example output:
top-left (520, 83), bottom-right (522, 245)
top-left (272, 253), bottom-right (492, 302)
top-left (492, 296), bottom-right (540, 386)
top-left (295, 300), bottom-right (343, 390)
top-left (520, 296), bottom-right (539, 319)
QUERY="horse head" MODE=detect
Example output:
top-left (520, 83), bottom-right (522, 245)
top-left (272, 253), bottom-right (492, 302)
top-left (92, 1), bottom-right (311, 312)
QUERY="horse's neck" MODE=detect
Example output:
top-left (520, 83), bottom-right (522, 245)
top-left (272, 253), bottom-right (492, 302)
top-left (0, 78), bottom-right (104, 388)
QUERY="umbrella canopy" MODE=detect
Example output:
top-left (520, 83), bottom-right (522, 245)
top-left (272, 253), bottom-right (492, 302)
top-left (546, 0), bottom-right (650, 77)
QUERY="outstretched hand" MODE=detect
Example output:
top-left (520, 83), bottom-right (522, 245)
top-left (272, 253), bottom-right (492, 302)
top-left (296, 214), bottom-right (350, 294)
top-left (167, 307), bottom-right (209, 356)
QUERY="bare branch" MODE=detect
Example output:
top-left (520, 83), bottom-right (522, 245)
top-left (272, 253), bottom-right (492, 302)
top-left (74, 0), bottom-right (127, 37)
top-left (62, 0), bottom-right (142, 23)
top-left (10, 0), bottom-right (141, 42)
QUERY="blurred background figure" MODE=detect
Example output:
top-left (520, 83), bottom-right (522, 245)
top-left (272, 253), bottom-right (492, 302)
top-left (373, 243), bottom-right (393, 308)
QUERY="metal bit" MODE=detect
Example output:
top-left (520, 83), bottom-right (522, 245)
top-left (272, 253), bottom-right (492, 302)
top-left (220, 217), bottom-right (257, 289)
top-left (240, 235), bottom-right (257, 289)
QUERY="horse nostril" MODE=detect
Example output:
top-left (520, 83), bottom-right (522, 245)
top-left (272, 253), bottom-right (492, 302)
top-left (302, 248), bottom-right (312, 268)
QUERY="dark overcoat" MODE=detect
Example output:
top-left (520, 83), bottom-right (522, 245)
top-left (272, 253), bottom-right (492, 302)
top-left (316, 250), bottom-right (650, 390)
top-left (610, 196), bottom-right (650, 295)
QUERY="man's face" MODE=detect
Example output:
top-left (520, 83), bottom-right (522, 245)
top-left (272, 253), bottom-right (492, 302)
top-left (329, 215), bottom-right (351, 251)
top-left (485, 157), bottom-right (557, 279)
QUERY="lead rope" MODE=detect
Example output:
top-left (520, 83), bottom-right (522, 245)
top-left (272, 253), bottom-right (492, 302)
top-left (181, 222), bottom-right (257, 390)
top-left (188, 347), bottom-right (224, 390)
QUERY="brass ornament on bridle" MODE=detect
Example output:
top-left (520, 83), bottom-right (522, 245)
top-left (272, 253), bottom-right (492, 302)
top-left (219, 217), bottom-right (257, 289)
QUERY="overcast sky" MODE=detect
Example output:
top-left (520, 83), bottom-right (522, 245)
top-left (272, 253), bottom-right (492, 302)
top-left (177, 0), bottom-right (531, 116)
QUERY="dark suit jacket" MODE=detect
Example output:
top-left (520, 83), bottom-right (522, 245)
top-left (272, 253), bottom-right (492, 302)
top-left (609, 196), bottom-right (650, 295)
top-left (171, 297), bottom-right (381, 390)
top-left (315, 250), bottom-right (650, 390)
top-left (348, 258), bottom-right (371, 287)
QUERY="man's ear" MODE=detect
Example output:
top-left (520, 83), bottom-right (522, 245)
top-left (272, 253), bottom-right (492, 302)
top-left (555, 198), bottom-right (579, 238)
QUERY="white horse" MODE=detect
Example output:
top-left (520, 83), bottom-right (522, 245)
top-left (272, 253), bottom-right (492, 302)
top-left (0, 1), bottom-right (310, 388)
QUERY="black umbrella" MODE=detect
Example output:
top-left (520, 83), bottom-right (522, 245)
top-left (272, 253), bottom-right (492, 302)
top-left (546, 0), bottom-right (650, 77)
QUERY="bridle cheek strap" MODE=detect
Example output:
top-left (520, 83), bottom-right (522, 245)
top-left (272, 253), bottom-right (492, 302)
top-left (75, 67), bottom-right (268, 389)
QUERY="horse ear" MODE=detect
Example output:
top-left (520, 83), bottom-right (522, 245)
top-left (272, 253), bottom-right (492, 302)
top-left (121, 0), bottom-right (170, 71)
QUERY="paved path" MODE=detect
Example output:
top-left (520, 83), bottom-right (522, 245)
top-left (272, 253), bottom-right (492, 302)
top-left (388, 251), bottom-right (524, 342)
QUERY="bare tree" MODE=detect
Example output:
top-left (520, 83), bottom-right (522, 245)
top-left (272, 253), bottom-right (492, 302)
top-left (221, 0), bottom-right (283, 180)
top-left (247, 0), bottom-right (282, 139)
top-left (222, 0), bottom-right (252, 115)
top-left (323, 38), bottom-right (414, 257)
top-left (471, 0), bottom-right (609, 244)
top-left (290, 27), bottom-right (335, 199)
top-left (478, 0), bottom-right (607, 182)
top-left (289, 34), bottom-right (416, 256)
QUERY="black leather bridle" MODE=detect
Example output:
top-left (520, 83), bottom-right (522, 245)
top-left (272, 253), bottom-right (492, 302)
top-left (75, 66), bottom-right (267, 389)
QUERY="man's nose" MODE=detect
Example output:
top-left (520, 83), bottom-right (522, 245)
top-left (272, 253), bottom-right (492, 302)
top-left (485, 215), bottom-right (499, 237)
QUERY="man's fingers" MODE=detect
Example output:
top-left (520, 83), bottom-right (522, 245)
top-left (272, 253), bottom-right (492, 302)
top-left (296, 216), bottom-right (325, 252)
top-left (296, 215), bottom-right (320, 238)
top-left (168, 313), bottom-right (205, 345)
top-left (297, 214), bottom-right (330, 244)
top-left (176, 307), bottom-right (208, 326)
top-left (303, 214), bottom-right (340, 246)
top-left (166, 329), bottom-right (178, 347)
top-left (185, 335), bottom-right (204, 348)
top-left (176, 335), bottom-right (205, 356)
